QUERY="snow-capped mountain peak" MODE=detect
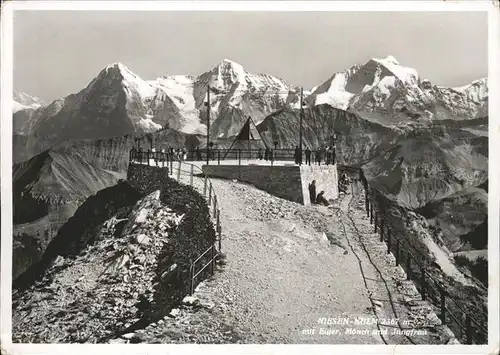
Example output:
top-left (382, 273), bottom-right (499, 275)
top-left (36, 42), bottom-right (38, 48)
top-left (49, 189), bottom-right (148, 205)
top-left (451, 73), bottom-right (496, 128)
top-left (371, 55), bottom-right (419, 85)
top-left (210, 58), bottom-right (248, 90)
top-left (308, 55), bottom-right (487, 123)
top-left (96, 62), bottom-right (157, 99)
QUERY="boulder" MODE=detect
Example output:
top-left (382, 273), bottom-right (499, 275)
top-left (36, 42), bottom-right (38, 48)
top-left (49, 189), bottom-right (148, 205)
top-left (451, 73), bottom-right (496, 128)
top-left (135, 234), bottom-right (150, 245)
top-left (182, 295), bottom-right (200, 306)
top-left (169, 308), bottom-right (181, 318)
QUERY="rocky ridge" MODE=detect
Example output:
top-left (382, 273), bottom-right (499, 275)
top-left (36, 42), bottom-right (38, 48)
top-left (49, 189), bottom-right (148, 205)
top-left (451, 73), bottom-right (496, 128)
top-left (12, 190), bottom-right (185, 342)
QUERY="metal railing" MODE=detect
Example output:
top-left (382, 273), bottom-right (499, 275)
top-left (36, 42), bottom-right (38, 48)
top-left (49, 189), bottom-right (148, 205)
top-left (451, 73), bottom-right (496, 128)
top-left (186, 148), bottom-right (338, 165)
top-left (129, 149), bottom-right (222, 296)
top-left (129, 147), bottom-right (337, 165)
top-left (342, 167), bottom-right (487, 344)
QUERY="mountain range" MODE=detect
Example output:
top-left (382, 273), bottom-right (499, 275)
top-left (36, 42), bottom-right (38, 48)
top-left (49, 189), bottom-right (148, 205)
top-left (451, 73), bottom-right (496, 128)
top-left (11, 56), bottom-right (488, 283)
top-left (13, 56), bottom-right (487, 163)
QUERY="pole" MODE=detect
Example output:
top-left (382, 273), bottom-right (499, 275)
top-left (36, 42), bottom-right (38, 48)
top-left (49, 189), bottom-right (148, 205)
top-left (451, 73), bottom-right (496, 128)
top-left (299, 87), bottom-right (303, 165)
top-left (206, 84), bottom-right (210, 166)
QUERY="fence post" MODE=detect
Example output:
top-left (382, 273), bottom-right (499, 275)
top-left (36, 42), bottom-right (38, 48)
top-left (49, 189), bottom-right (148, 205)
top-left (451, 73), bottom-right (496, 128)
top-left (177, 161), bottom-right (181, 181)
top-left (203, 175), bottom-right (208, 196)
top-left (208, 183), bottom-right (212, 205)
top-left (189, 261), bottom-right (194, 295)
top-left (210, 245), bottom-right (215, 275)
top-left (439, 288), bottom-right (446, 324)
top-left (370, 204), bottom-right (373, 224)
top-left (218, 150), bottom-right (220, 165)
top-left (396, 239), bottom-right (400, 265)
top-left (387, 229), bottom-right (392, 254)
top-left (190, 164), bottom-right (194, 186)
top-left (379, 219), bottom-right (384, 242)
top-left (213, 196), bottom-right (217, 218)
top-left (217, 209), bottom-right (221, 252)
top-left (406, 254), bottom-right (412, 280)
top-left (374, 212), bottom-right (378, 233)
top-left (421, 261), bottom-right (426, 301)
top-left (238, 149), bottom-right (241, 165)
top-left (466, 315), bottom-right (473, 344)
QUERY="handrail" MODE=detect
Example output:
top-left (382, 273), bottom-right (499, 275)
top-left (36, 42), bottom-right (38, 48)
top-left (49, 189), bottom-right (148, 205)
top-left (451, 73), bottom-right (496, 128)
top-left (193, 243), bottom-right (215, 265)
top-left (338, 164), bottom-right (488, 344)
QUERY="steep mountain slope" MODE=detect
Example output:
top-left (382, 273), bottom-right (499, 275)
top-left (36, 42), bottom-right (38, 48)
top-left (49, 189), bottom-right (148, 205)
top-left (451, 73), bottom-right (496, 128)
top-left (307, 56), bottom-right (488, 127)
top-left (27, 64), bottom-right (180, 141)
top-left (416, 185), bottom-right (488, 252)
top-left (361, 123), bottom-right (488, 209)
top-left (12, 150), bottom-right (121, 280)
top-left (257, 104), bottom-right (399, 163)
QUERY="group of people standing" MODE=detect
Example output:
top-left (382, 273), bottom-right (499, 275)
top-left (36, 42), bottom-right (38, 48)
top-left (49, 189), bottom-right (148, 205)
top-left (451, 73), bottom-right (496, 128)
top-left (130, 146), bottom-right (187, 166)
top-left (257, 147), bottom-right (275, 161)
top-left (294, 145), bottom-right (336, 166)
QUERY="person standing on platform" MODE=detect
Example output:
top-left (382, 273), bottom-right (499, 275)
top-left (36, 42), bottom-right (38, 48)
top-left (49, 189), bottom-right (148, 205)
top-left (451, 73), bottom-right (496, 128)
top-left (196, 146), bottom-right (201, 161)
top-left (308, 180), bottom-right (317, 204)
top-left (305, 147), bottom-right (311, 166)
top-left (294, 145), bottom-right (300, 164)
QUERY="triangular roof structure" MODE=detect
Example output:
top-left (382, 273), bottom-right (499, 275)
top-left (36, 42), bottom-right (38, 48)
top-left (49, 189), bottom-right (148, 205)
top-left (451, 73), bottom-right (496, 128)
top-left (223, 116), bottom-right (269, 159)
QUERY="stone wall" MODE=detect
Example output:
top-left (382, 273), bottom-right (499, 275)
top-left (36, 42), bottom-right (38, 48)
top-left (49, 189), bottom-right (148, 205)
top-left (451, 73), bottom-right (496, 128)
top-left (202, 164), bottom-right (338, 206)
top-left (203, 164), bottom-right (304, 203)
top-left (126, 163), bottom-right (170, 194)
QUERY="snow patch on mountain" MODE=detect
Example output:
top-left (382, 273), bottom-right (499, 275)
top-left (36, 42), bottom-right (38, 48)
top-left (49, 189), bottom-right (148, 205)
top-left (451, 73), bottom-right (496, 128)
top-left (372, 55), bottom-right (419, 85)
top-left (105, 63), bottom-right (157, 100)
top-left (138, 116), bottom-right (163, 131)
top-left (13, 91), bottom-right (44, 112)
top-left (154, 75), bottom-right (206, 134)
top-left (314, 72), bottom-right (355, 109)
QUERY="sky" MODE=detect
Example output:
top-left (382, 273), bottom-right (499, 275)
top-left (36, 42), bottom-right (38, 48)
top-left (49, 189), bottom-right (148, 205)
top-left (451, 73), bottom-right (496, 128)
top-left (14, 10), bottom-right (488, 103)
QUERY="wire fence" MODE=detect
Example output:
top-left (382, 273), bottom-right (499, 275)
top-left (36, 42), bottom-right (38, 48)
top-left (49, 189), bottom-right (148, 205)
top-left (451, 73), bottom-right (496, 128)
top-left (130, 149), bottom-right (222, 296)
top-left (342, 166), bottom-right (488, 345)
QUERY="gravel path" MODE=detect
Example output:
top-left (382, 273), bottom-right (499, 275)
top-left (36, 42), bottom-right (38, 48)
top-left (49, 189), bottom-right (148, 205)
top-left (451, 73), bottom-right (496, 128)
top-left (143, 163), bottom-right (453, 344)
